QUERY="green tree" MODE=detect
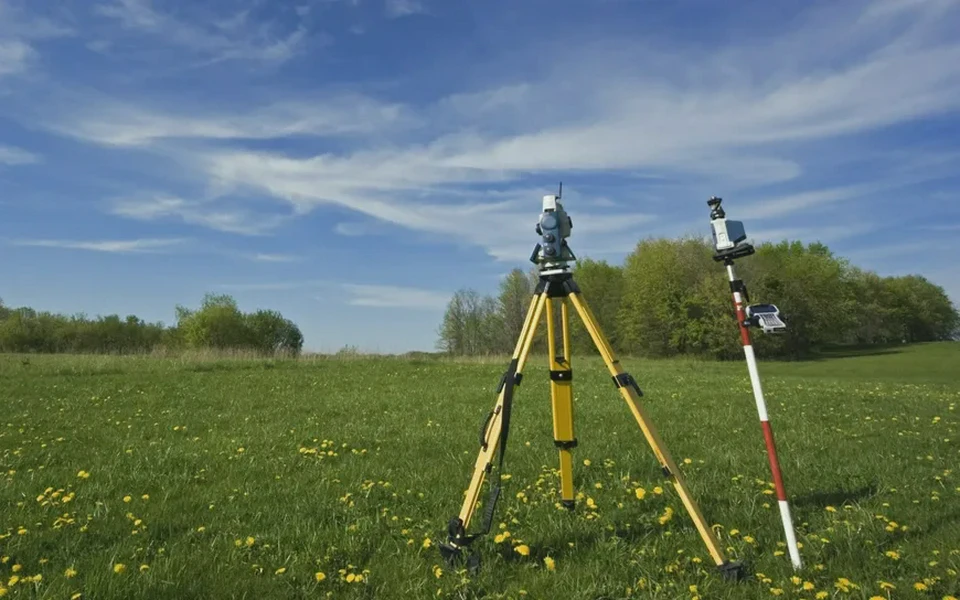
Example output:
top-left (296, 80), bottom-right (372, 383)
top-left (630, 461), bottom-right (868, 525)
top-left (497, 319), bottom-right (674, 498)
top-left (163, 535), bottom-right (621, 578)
top-left (567, 258), bottom-right (625, 355)
top-left (245, 309), bottom-right (304, 356)
top-left (497, 268), bottom-right (535, 354)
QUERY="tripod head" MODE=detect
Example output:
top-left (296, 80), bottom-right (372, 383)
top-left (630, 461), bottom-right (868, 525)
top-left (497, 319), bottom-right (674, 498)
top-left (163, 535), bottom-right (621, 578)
top-left (707, 196), bottom-right (754, 262)
top-left (530, 182), bottom-right (576, 275)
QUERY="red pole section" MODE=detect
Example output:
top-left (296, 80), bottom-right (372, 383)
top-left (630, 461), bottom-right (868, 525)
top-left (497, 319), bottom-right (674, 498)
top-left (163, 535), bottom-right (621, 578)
top-left (726, 262), bottom-right (802, 570)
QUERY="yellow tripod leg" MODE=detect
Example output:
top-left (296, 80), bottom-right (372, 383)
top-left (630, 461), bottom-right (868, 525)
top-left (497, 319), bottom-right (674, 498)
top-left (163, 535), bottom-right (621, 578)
top-left (440, 287), bottom-right (547, 561)
top-left (566, 289), bottom-right (743, 578)
top-left (547, 297), bottom-right (576, 509)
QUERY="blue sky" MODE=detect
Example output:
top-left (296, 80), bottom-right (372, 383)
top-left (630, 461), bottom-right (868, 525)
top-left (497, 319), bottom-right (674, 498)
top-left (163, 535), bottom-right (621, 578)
top-left (2, 0), bottom-right (959, 353)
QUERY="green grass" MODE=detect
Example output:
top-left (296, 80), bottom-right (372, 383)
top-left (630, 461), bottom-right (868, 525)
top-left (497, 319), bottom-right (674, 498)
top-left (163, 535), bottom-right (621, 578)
top-left (1, 343), bottom-right (958, 599)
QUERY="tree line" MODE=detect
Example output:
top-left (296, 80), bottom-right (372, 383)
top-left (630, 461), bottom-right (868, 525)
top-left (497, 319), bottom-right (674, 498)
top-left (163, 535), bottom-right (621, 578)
top-left (436, 237), bottom-right (959, 360)
top-left (0, 293), bottom-right (304, 356)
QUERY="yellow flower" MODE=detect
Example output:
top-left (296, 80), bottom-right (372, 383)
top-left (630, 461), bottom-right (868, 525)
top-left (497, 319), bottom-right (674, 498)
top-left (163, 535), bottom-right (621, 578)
top-left (246, 536), bottom-right (255, 547)
top-left (885, 550), bottom-right (900, 560)
top-left (315, 572), bottom-right (326, 582)
top-left (70, 594), bottom-right (81, 600)
top-left (141, 494), bottom-right (149, 501)
top-left (816, 593), bottom-right (828, 599)
top-left (139, 564), bottom-right (149, 573)
top-left (77, 470), bottom-right (90, 479)
top-left (113, 563), bottom-right (126, 574)
top-left (123, 495), bottom-right (132, 503)
top-left (514, 544), bottom-right (530, 556)
top-left (422, 538), bottom-right (432, 549)
top-left (914, 582), bottom-right (928, 591)
top-left (544, 557), bottom-right (555, 571)
top-left (64, 567), bottom-right (77, 578)
top-left (433, 565), bottom-right (442, 578)
top-left (634, 488), bottom-right (646, 500)
top-left (275, 567), bottom-right (286, 575)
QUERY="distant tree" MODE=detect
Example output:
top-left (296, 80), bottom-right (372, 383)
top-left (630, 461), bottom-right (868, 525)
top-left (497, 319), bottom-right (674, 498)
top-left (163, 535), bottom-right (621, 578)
top-left (567, 258), bottom-right (625, 355)
top-left (497, 268), bottom-right (535, 353)
top-left (245, 309), bottom-right (304, 356)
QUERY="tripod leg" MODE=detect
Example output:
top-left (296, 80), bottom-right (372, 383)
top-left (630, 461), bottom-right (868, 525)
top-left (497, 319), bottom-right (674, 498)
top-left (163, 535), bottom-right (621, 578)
top-left (440, 287), bottom-right (548, 562)
top-left (566, 290), bottom-right (744, 579)
top-left (547, 297), bottom-right (576, 509)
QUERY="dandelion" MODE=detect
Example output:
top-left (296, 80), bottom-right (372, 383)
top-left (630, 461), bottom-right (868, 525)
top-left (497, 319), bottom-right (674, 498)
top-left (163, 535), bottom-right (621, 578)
top-left (914, 582), bottom-right (928, 591)
top-left (64, 567), bottom-right (77, 578)
top-left (315, 572), bottom-right (326, 582)
top-left (275, 567), bottom-right (286, 575)
top-left (433, 565), bottom-right (442, 578)
top-left (246, 536), bottom-right (255, 547)
top-left (123, 495), bottom-right (132, 503)
top-left (544, 556), bottom-right (555, 571)
top-left (422, 537), bottom-right (432, 549)
top-left (77, 470), bottom-right (90, 479)
top-left (514, 544), bottom-right (530, 556)
top-left (635, 488), bottom-right (646, 500)
top-left (113, 563), bottom-right (126, 574)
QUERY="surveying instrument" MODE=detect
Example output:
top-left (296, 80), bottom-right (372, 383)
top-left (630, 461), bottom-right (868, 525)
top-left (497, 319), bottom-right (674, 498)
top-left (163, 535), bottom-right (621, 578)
top-left (707, 196), bottom-right (802, 570)
top-left (436, 185), bottom-right (746, 580)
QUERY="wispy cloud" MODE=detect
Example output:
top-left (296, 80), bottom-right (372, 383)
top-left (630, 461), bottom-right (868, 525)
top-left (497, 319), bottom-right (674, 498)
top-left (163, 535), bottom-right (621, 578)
top-left (0, 40), bottom-right (33, 77)
top-left (0, 145), bottom-right (40, 165)
top-left (8, 237), bottom-right (187, 253)
top-left (385, 0), bottom-right (427, 18)
top-left (50, 94), bottom-right (414, 147)
top-left (14, 0), bottom-right (960, 268)
top-left (341, 283), bottom-right (450, 309)
top-left (93, 0), bottom-right (313, 65)
top-left (109, 195), bottom-right (290, 236)
top-left (249, 253), bottom-right (300, 262)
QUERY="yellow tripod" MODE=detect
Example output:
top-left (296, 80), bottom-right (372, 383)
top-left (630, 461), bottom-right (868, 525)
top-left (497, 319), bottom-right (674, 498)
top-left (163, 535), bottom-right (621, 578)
top-left (438, 270), bottom-right (744, 579)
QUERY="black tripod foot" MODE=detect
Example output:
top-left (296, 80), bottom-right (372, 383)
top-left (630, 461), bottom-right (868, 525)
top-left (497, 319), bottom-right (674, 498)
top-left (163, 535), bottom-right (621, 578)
top-left (561, 500), bottom-right (575, 511)
top-left (717, 560), bottom-right (748, 581)
top-left (439, 541), bottom-right (482, 574)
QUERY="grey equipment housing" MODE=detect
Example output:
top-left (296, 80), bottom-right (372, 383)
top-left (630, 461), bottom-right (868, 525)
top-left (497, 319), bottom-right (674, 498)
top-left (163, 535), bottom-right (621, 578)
top-left (531, 184), bottom-right (576, 274)
top-left (745, 304), bottom-right (786, 334)
top-left (707, 196), bottom-right (754, 261)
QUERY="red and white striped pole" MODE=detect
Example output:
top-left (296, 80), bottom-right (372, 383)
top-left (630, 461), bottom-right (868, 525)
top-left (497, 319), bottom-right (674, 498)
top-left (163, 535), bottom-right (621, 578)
top-left (725, 259), bottom-right (802, 570)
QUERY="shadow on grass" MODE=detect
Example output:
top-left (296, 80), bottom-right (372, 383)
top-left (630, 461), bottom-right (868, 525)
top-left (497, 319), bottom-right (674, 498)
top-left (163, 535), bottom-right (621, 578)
top-left (808, 344), bottom-right (906, 361)
top-left (790, 483), bottom-right (880, 508)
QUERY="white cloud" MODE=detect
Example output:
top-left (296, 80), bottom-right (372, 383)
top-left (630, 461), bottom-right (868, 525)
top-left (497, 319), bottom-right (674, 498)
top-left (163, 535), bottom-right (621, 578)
top-left (0, 145), bottom-right (39, 165)
top-left (341, 283), bottom-right (449, 309)
top-left (17, 0), bottom-right (960, 264)
top-left (109, 195), bottom-right (290, 235)
top-left (8, 237), bottom-right (186, 253)
top-left (385, 0), bottom-right (426, 18)
top-left (0, 40), bottom-right (33, 76)
top-left (93, 0), bottom-right (311, 64)
top-left (52, 94), bottom-right (414, 147)
top-left (250, 253), bottom-right (300, 262)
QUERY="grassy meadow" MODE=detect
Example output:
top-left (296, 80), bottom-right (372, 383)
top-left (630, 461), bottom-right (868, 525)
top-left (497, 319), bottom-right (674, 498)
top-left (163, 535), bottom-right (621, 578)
top-left (1, 343), bottom-right (958, 599)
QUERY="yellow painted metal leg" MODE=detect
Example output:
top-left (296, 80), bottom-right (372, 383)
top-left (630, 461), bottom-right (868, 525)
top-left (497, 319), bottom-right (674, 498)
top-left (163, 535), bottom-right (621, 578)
top-left (566, 290), bottom-right (730, 568)
top-left (547, 297), bottom-right (576, 508)
top-left (456, 290), bottom-right (547, 530)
